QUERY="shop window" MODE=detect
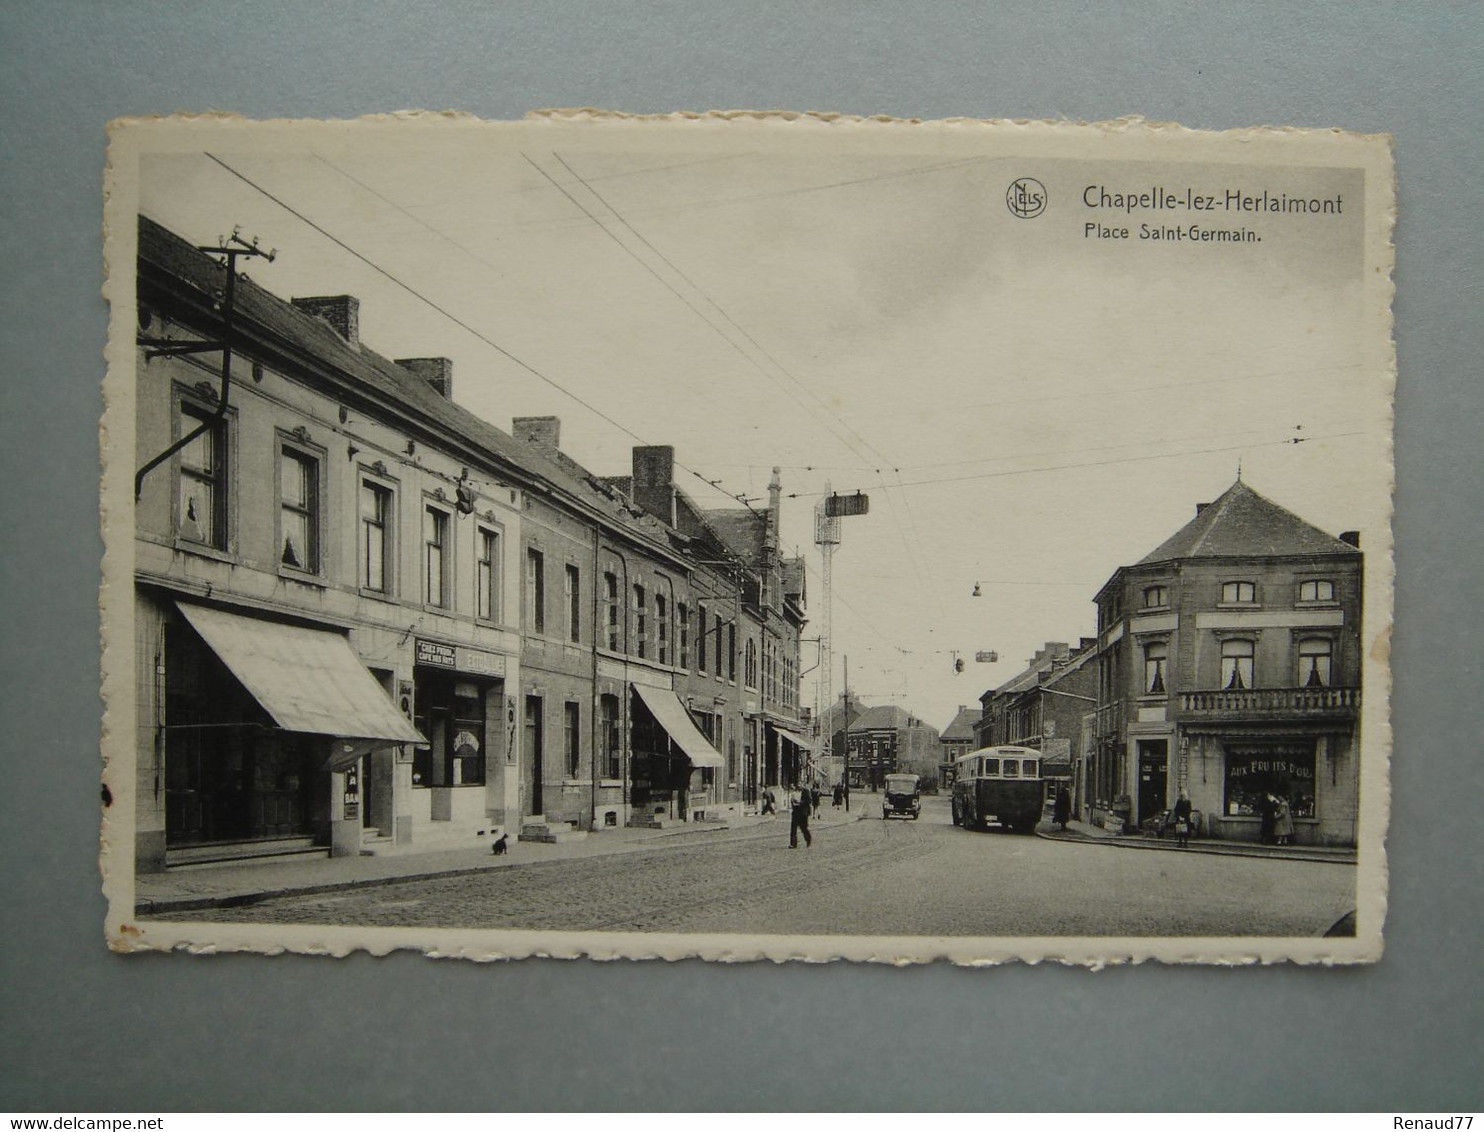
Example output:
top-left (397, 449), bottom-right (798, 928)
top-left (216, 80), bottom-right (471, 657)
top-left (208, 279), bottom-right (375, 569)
top-left (278, 444), bottom-right (321, 573)
top-left (360, 479), bottom-right (393, 594)
top-left (424, 506), bottom-right (450, 607)
top-left (564, 701), bottom-right (581, 777)
top-left (1298, 638), bottom-right (1333, 687)
top-left (525, 547), bottom-right (545, 633)
top-left (1223, 741), bottom-right (1316, 819)
top-left (1298, 579), bottom-right (1336, 603)
top-left (600, 694), bottom-right (621, 778)
top-left (565, 563), bottom-right (581, 643)
top-left (1220, 638), bottom-right (1255, 689)
top-left (176, 401), bottom-right (227, 549)
top-left (477, 527), bottom-right (500, 621)
top-left (1143, 641), bottom-right (1168, 695)
top-left (412, 677), bottom-right (487, 787)
top-left (604, 572), bottom-right (620, 650)
top-left (1143, 584), bottom-right (1169, 609)
top-left (1221, 580), bottom-right (1257, 605)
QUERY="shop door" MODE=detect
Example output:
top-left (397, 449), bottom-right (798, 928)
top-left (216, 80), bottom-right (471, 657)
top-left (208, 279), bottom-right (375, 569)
top-left (1137, 740), bottom-right (1168, 826)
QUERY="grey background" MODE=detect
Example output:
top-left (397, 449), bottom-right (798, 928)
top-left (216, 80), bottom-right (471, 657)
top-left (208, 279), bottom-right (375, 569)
top-left (1, 0), bottom-right (1479, 1112)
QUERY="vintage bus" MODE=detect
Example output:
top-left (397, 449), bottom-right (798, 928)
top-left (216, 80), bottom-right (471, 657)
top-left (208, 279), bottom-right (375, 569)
top-left (950, 745), bottom-right (1043, 834)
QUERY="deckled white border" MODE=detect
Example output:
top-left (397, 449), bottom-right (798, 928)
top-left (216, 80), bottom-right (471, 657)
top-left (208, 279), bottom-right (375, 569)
top-left (101, 111), bottom-right (1394, 965)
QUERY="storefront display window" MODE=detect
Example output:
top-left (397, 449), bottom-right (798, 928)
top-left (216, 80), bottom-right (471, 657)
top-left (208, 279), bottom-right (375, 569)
top-left (412, 673), bottom-right (488, 787)
top-left (1223, 741), bottom-right (1316, 818)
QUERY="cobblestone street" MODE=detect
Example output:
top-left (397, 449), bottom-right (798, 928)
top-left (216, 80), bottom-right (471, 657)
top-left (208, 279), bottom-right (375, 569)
top-left (155, 796), bottom-right (1356, 937)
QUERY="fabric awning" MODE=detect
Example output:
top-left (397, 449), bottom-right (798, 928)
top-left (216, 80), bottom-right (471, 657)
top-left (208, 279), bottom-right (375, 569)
top-left (177, 603), bottom-right (426, 748)
top-left (631, 684), bottom-right (726, 769)
top-left (771, 725), bottom-right (812, 752)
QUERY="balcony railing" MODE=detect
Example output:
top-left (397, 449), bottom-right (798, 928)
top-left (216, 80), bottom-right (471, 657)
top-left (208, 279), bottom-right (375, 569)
top-left (1177, 686), bottom-right (1360, 716)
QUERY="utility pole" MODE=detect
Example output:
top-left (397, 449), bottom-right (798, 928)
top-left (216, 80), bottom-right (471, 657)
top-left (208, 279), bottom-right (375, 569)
top-left (842, 653), bottom-right (851, 812)
top-left (814, 484), bottom-right (840, 790)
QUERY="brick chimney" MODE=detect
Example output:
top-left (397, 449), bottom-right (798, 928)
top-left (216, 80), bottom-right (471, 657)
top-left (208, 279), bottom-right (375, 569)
top-left (1195, 501), bottom-right (1212, 515)
top-left (632, 445), bottom-right (676, 526)
top-left (291, 295), bottom-right (359, 346)
top-left (397, 357), bottom-right (453, 399)
top-left (513, 416), bottom-right (561, 451)
top-left (1339, 530), bottom-right (1361, 548)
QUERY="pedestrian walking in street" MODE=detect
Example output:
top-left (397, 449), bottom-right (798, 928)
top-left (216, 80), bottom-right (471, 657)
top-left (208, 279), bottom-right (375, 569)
top-left (1172, 789), bottom-right (1193, 848)
top-left (811, 785), bottom-right (822, 817)
top-left (1273, 794), bottom-right (1295, 847)
top-left (789, 784), bottom-right (813, 848)
top-left (832, 783), bottom-right (843, 808)
top-left (1052, 784), bottom-right (1072, 831)
top-left (761, 788), bottom-right (776, 816)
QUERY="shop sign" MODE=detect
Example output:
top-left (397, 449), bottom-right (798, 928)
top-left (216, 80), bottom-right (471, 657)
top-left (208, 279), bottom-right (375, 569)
top-left (416, 639), bottom-right (507, 677)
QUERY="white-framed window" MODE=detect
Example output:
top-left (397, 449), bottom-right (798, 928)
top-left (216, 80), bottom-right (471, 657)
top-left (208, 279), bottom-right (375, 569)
top-left (1298, 638), bottom-right (1333, 687)
top-left (525, 547), bottom-right (545, 633)
top-left (278, 441), bottom-right (322, 574)
top-left (678, 602), bottom-right (689, 669)
top-left (1144, 640), bottom-right (1168, 695)
top-left (1298, 579), bottom-right (1336, 603)
top-left (655, 590), bottom-right (668, 664)
top-left (1143, 584), bottom-right (1169, 609)
top-left (360, 478), bottom-right (393, 594)
top-left (565, 563), bottom-right (581, 643)
top-left (424, 504), bottom-right (451, 607)
top-left (744, 638), bottom-right (758, 689)
top-left (476, 526), bottom-right (500, 621)
top-left (604, 571), bottom-right (620, 650)
top-left (633, 583), bottom-right (646, 658)
top-left (564, 700), bottom-right (581, 777)
top-left (176, 400), bottom-right (228, 549)
top-left (1221, 580), bottom-right (1257, 605)
top-left (1221, 638), bottom-right (1256, 689)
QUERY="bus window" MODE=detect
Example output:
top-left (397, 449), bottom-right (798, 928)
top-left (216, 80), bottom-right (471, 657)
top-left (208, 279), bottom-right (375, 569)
top-left (1024, 761), bottom-right (1038, 778)
top-left (983, 758), bottom-right (999, 777)
top-left (1002, 760), bottom-right (1019, 777)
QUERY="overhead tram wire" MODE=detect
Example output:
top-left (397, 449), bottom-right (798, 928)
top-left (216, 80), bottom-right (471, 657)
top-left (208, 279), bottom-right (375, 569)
top-left (783, 429), bottom-right (1371, 498)
top-left (203, 152), bottom-right (762, 516)
top-left (545, 150), bottom-right (946, 619)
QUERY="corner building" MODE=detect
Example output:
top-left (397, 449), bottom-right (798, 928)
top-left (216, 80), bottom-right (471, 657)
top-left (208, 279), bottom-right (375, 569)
top-left (1088, 479), bottom-right (1362, 846)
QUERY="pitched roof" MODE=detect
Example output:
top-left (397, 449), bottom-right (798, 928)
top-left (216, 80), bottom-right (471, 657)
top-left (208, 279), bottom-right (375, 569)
top-left (940, 707), bottom-right (980, 741)
top-left (1138, 479), bottom-right (1358, 564)
top-left (706, 508), bottom-right (767, 563)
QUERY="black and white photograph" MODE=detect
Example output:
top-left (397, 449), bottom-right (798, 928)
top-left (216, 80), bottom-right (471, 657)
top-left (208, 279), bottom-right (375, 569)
top-left (102, 113), bottom-right (1394, 963)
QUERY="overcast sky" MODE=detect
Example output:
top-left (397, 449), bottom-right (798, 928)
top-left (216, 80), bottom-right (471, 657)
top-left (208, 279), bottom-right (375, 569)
top-left (137, 127), bottom-right (1389, 731)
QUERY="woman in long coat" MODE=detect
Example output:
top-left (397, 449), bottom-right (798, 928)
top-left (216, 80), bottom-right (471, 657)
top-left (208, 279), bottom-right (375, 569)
top-left (1052, 784), bottom-right (1072, 831)
top-left (1273, 794), bottom-right (1295, 846)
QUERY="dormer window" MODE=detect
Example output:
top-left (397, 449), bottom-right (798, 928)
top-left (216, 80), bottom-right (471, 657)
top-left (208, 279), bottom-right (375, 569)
top-left (1143, 585), bottom-right (1169, 609)
top-left (1221, 581), bottom-right (1256, 605)
top-left (1298, 579), bottom-right (1336, 603)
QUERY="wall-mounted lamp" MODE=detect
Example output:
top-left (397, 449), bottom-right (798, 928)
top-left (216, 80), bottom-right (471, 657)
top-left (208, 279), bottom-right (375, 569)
top-left (972, 582), bottom-right (983, 597)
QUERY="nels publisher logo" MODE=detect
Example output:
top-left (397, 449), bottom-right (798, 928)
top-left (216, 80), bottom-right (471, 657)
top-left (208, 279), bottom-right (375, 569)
top-left (1006, 177), bottom-right (1047, 219)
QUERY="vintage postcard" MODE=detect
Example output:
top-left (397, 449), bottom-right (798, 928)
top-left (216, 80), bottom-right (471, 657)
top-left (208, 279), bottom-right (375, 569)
top-left (100, 112), bottom-right (1394, 964)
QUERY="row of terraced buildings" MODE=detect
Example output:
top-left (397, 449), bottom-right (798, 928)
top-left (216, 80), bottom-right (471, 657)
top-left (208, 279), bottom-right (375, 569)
top-left (127, 217), bottom-right (810, 872)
